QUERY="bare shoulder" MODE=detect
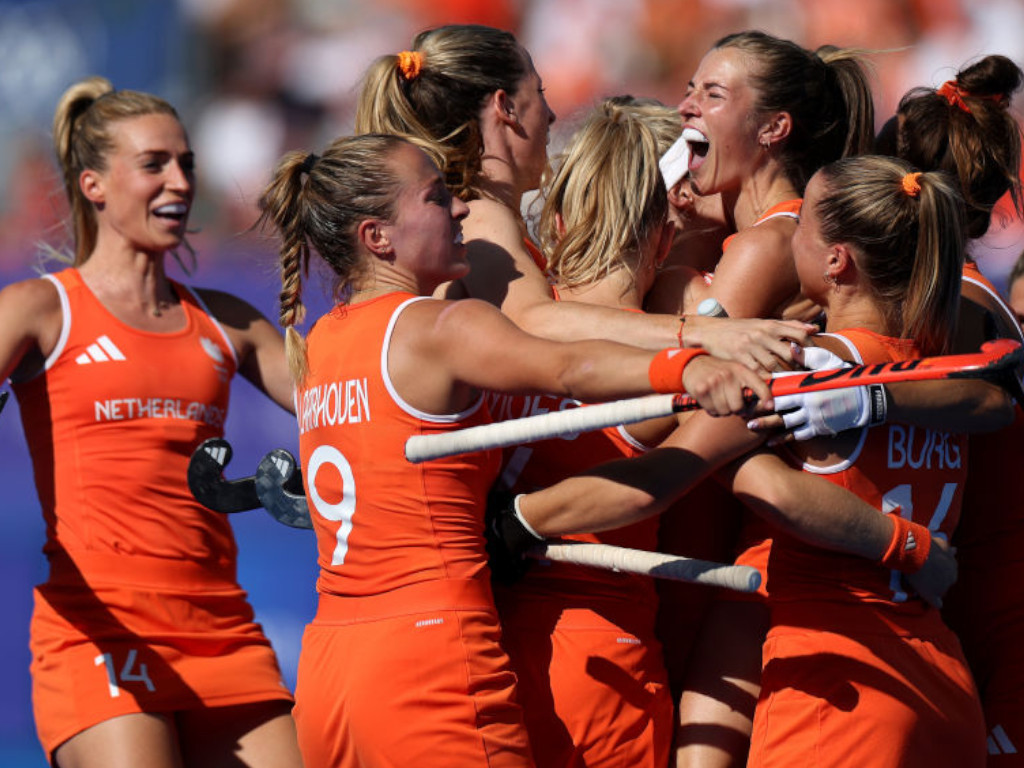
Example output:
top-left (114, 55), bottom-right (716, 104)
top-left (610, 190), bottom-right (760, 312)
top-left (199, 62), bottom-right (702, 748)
top-left (0, 275), bottom-right (62, 311)
top-left (0, 276), bottom-right (63, 337)
top-left (722, 217), bottom-right (796, 265)
top-left (463, 197), bottom-right (523, 241)
top-left (402, 296), bottom-right (504, 334)
top-left (0, 276), bottom-right (65, 379)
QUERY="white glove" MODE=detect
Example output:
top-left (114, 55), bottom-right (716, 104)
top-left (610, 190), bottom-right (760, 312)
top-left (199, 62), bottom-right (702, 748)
top-left (773, 384), bottom-right (888, 440)
top-left (770, 346), bottom-right (886, 441)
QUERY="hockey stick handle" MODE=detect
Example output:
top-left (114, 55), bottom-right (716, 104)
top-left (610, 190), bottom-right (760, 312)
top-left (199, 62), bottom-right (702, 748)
top-left (406, 394), bottom-right (682, 463)
top-left (528, 541), bottom-right (760, 593)
top-left (405, 339), bottom-right (1023, 463)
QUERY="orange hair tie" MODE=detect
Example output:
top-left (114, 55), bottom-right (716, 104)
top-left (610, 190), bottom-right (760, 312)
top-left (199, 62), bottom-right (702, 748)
top-left (902, 172), bottom-right (922, 198)
top-left (937, 80), bottom-right (971, 114)
top-left (396, 50), bottom-right (423, 81)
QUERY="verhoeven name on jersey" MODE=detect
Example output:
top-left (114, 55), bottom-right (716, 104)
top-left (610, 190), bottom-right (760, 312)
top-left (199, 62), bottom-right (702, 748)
top-left (94, 398), bottom-right (226, 428)
top-left (297, 378), bottom-right (370, 434)
top-left (887, 424), bottom-right (961, 470)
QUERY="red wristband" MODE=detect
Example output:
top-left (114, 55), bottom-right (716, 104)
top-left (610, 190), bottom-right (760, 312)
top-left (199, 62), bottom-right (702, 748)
top-left (648, 347), bottom-right (709, 393)
top-left (879, 514), bottom-right (932, 574)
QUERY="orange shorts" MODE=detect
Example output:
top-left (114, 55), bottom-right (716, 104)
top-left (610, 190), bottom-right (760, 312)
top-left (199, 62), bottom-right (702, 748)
top-left (294, 579), bottom-right (533, 768)
top-left (749, 605), bottom-right (986, 768)
top-left (498, 598), bottom-right (672, 768)
top-left (30, 579), bottom-right (292, 760)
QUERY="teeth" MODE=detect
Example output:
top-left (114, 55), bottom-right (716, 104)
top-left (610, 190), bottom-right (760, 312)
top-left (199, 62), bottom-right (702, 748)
top-left (682, 127), bottom-right (706, 144)
top-left (154, 203), bottom-right (187, 216)
top-left (454, 232), bottom-right (464, 245)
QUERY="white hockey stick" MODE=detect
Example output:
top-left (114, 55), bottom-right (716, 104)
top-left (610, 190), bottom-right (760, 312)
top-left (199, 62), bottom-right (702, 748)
top-left (529, 540), bottom-right (760, 593)
top-left (405, 339), bottom-right (1024, 463)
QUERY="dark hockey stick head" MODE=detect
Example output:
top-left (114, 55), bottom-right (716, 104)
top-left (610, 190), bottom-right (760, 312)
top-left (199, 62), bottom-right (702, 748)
top-left (187, 438), bottom-right (260, 513)
top-left (255, 449), bottom-right (312, 529)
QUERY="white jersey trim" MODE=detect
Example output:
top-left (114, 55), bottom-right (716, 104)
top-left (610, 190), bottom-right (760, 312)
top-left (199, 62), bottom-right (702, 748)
top-left (381, 296), bottom-right (486, 424)
top-left (40, 273), bottom-right (72, 375)
top-left (800, 332), bottom-right (869, 475)
top-left (181, 285), bottom-right (240, 368)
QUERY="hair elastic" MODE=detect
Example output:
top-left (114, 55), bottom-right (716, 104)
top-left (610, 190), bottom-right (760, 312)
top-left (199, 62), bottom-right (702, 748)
top-left (901, 172), bottom-right (922, 198)
top-left (937, 81), bottom-right (971, 114)
top-left (397, 50), bottom-right (424, 81)
top-left (300, 152), bottom-right (319, 174)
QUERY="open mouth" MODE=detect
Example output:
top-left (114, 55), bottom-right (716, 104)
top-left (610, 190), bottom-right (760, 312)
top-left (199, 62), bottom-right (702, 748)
top-left (153, 202), bottom-right (189, 222)
top-left (684, 128), bottom-right (709, 171)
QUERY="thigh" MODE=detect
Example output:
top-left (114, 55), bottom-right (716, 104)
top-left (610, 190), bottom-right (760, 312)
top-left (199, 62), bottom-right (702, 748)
top-left (675, 598), bottom-right (768, 768)
top-left (54, 713), bottom-right (182, 768)
top-left (177, 701), bottom-right (302, 768)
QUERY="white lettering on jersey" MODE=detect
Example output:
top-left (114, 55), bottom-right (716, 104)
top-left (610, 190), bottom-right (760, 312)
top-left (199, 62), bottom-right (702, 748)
top-left (94, 398), bottom-right (226, 428)
top-left (886, 425), bottom-right (962, 470)
top-left (297, 378), bottom-right (371, 434)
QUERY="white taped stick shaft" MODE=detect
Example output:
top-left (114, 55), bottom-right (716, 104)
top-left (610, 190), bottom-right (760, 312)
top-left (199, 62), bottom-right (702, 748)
top-left (405, 394), bottom-right (677, 463)
top-left (528, 540), bottom-right (761, 593)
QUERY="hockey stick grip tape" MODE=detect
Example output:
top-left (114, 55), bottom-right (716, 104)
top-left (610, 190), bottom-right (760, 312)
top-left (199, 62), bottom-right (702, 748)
top-left (528, 541), bottom-right (761, 593)
top-left (405, 394), bottom-right (679, 463)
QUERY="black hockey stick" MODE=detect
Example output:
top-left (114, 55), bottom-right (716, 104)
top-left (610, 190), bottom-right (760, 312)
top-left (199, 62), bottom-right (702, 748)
top-left (187, 438), bottom-right (261, 513)
top-left (187, 437), bottom-right (304, 515)
top-left (255, 448), bottom-right (313, 529)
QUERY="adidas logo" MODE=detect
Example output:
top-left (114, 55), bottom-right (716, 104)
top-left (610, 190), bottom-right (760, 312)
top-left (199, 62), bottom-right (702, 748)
top-left (76, 335), bottom-right (125, 365)
top-left (904, 531), bottom-right (917, 552)
top-left (988, 724), bottom-right (1018, 755)
top-left (202, 442), bottom-right (229, 468)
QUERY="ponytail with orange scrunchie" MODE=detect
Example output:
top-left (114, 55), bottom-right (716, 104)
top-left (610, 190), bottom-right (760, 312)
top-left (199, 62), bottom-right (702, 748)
top-left (901, 172), bottom-right (922, 198)
top-left (397, 50), bottom-right (423, 81)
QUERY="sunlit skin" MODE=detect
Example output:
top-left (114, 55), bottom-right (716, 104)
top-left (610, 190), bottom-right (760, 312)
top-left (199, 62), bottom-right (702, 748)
top-left (504, 49), bottom-right (556, 195)
top-left (677, 46), bottom-right (764, 207)
top-left (82, 113), bottom-right (195, 257)
top-left (375, 143), bottom-right (471, 296)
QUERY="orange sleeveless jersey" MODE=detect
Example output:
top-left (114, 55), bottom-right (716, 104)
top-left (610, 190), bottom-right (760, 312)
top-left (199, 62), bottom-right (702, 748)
top-left (749, 329), bottom-right (985, 768)
top-left (295, 293), bottom-right (501, 598)
top-left (13, 268), bottom-right (239, 582)
top-left (13, 269), bottom-right (291, 759)
top-left (770, 329), bottom-right (968, 610)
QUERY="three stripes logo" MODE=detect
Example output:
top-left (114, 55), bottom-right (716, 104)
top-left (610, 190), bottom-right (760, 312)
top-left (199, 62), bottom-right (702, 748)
top-left (988, 725), bottom-right (1018, 755)
top-left (202, 442), bottom-right (229, 469)
top-left (76, 335), bottom-right (126, 365)
top-left (904, 530), bottom-right (917, 552)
